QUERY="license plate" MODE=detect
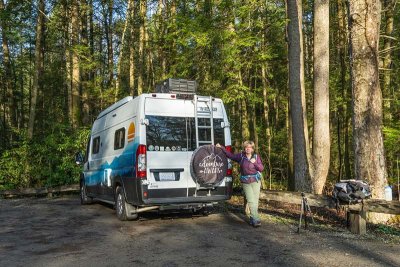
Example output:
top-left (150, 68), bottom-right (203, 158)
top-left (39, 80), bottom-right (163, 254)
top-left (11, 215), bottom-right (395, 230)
top-left (159, 172), bottom-right (176, 181)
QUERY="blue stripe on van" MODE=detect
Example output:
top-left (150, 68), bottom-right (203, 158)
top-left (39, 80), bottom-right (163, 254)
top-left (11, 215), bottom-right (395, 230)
top-left (85, 137), bottom-right (139, 186)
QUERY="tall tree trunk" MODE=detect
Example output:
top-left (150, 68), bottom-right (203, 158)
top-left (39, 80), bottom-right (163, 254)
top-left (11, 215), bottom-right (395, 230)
top-left (64, 1), bottom-right (72, 124)
top-left (348, 0), bottom-right (387, 200)
top-left (28, 0), bottom-right (45, 138)
top-left (286, 0), bottom-right (312, 192)
top-left (287, 98), bottom-right (295, 191)
top-left (116, 0), bottom-right (134, 100)
top-left (311, 0), bottom-right (330, 194)
top-left (238, 70), bottom-right (250, 140)
top-left (262, 65), bottom-right (272, 189)
top-left (137, 0), bottom-right (147, 95)
top-left (252, 104), bottom-right (259, 151)
top-left (0, 0), bottom-right (17, 132)
top-left (382, 0), bottom-right (395, 123)
top-left (129, 40), bottom-right (135, 96)
top-left (337, 0), bottom-right (347, 180)
top-left (89, 0), bottom-right (94, 81)
top-left (157, 0), bottom-right (166, 78)
top-left (81, 0), bottom-right (90, 124)
top-left (107, 0), bottom-right (114, 88)
top-left (129, 0), bottom-right (136, 96)
top-left (71, 0), bottom-right (81, 128)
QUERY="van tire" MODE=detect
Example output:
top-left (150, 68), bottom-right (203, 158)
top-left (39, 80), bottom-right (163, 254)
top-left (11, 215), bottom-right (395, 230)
top-left (115, 186), bottom-right (138, 221)
top-left (80, 181), bottom-right (93, 205)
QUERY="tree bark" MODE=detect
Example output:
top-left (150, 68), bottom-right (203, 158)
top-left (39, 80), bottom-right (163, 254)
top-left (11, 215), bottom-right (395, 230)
top-left (262, 65), bottom-right (273, 189)
top-left (129, 0), bottom-right (137, 96)
top-left (107, 0), bottom-right (114, 88)
top-left (81, 0), bottom-right (90, 125)
top-left (348, 0), bottom-right (387, 200)
top-left (286, 0), bottom-right (312, 192)
top-left (382, 0), bottom-right (395, 123)
top-left (116, 0), bottom-right (134, 100)
top-left (0, 0), bottom-right (17, 132)
top-left (287, 98), bottom-right (295, 191)
top-left (311, 0), bottom-right (330, 194)
top-left (157, 0), bottom-right (166, 78)
top-left (71, 0), bottom-right (81, 128)
top-left (28, 0), bottom-right (45, 138)
top-left (137, 0), bottom-right (147, 95)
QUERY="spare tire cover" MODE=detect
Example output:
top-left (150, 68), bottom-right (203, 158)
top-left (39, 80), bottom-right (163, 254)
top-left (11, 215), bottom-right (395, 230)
top-left (190, 145), bottom-right (228, 186)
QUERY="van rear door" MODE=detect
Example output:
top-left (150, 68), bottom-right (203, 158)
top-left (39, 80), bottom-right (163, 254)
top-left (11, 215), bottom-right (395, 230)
top-left (144, 98), bottom-right (194, 199)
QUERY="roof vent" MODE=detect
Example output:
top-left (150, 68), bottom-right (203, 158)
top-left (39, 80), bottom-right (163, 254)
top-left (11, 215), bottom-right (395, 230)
top-left (155, 78), bottom-right (197, 95)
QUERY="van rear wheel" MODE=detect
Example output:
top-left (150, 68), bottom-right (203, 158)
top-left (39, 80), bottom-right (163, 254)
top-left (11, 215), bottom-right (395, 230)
top-left (115, 186), bottom-right (138, 221)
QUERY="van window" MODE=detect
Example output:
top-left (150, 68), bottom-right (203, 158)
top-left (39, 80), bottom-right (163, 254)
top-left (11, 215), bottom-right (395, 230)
top-left (146, 116), bottom-right (196, 151)
top-left (146, 116), bottom-right (225, 151)
top-left (213, 118), bottom-right (225, 145)
top-left (84, 135), bottom-right (90, 162)
top-left (92, 136), bottom-right (100, 154)
top-left (114, 128), bottom-right (125, 150)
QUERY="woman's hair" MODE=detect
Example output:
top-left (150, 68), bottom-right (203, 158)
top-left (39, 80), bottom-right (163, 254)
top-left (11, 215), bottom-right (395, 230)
top-left (242, 140), bottom-right (255, 151)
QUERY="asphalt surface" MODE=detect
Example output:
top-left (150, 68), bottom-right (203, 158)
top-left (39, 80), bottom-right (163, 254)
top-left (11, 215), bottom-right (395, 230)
top-left (0, 195), bottom-right (399, 267)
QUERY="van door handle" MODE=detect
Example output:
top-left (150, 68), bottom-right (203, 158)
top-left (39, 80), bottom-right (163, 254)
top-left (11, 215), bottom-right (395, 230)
top-left (150, 168), bottom-right (184, 172)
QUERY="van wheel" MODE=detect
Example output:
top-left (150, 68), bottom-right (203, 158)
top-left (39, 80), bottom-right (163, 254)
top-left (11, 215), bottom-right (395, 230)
top-left (115, 186), bottom-right (138, 221)
top-left (80, 182), bottom-right (93, 205)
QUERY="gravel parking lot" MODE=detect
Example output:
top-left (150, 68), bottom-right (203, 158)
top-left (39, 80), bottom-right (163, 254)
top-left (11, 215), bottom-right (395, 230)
top-left (1, 195), bottom-right (399, 267)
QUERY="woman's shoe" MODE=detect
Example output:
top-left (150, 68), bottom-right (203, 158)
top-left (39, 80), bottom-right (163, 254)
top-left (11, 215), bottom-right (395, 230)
top-left (253, 220), bottom-right (261, 227)
top-left (249, 217), bottom-right (255, 226)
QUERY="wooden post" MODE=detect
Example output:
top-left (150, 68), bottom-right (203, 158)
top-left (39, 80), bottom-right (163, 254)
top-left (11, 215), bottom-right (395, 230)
top-left (348, 210), bottom-right (367, 235)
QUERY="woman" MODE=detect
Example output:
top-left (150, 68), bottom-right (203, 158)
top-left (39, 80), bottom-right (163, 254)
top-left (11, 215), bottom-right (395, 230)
top-left (216, 141), bottom-right (264, 227)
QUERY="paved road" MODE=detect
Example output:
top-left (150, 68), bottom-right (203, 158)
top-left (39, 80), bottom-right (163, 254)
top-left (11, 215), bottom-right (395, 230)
top-left (0, 196), bottom-right (399, 267)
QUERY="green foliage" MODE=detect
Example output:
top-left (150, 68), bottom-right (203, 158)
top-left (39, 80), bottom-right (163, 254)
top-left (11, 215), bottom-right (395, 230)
top-left (376, 224), bottom-right (400, 236)
top-left (0, 125), bottom-right (90, 190)
top-left (383, 125), bottom-right (400, 184)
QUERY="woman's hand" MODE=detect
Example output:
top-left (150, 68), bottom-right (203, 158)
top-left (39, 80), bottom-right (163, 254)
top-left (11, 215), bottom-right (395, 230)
top-left (250, 158), bottom-right (256, 163)
top-left (215, 143), bottom-right (222, 148)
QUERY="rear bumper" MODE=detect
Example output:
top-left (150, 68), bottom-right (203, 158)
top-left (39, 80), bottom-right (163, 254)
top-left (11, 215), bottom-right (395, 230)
top-left (143, 195), bottom-right (230, 205)
top-left (123, 177), bottom-right (232, 206)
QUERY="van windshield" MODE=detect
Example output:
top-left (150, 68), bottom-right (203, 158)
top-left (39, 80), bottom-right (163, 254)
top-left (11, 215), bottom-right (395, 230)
top-left (146, 116), bottom-right (225, 152)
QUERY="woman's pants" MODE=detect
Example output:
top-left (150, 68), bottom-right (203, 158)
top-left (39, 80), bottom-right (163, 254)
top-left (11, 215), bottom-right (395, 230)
top-left (242, 181), bottom-right (261, 221)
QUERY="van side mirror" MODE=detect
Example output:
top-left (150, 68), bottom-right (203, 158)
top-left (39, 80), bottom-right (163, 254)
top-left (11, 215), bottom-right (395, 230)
top-left (75, 152), bottom-right (84, 165)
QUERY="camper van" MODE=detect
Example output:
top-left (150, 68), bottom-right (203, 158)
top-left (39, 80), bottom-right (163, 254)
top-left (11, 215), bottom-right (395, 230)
top-left (78, 79), bottom-right (233, 220)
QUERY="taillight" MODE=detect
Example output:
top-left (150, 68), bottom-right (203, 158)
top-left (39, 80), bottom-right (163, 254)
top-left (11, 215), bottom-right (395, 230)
top-left (225, 145), bottom-right (232, 176)
top-left (136, 144), bottom-right (147, 178)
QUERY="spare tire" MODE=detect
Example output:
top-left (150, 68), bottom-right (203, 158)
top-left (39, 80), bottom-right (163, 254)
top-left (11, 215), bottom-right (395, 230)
top-left (190, 145), bottom-right (228, 187)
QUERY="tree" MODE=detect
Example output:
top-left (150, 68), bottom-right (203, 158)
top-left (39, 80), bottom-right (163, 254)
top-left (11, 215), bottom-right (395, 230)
top-left (28, 0), bottom-right (45, 138)
top-left (348, 0), bottom-right (387, 200)
top-left (381, 0), bottom-right (396, 123)
top-left (311, 0), bottom-right (330, 194)
top-left (286, 0), bottom-right (312, 192)
top-left (137, 0), bottom-right (146, 95)
top-left (70, 0), bottom-right (81, 128)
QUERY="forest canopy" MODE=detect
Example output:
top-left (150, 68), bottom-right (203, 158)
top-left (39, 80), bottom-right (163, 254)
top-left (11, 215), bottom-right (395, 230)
top-left (0, 0), bottom-right (399, 193)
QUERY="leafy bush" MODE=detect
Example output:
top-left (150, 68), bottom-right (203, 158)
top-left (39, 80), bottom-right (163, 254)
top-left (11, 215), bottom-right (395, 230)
top-left (0, 125), bottom-right (90, 190)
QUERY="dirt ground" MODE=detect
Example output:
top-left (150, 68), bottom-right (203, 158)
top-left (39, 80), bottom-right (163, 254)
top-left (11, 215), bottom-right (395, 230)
top-left (1, 195), bottom-right (399, 267)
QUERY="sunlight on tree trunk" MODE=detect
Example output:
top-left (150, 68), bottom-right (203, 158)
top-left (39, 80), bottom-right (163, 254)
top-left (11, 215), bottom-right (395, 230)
top-left (286, 0), bottom-right (312, 192)
top-left (28, 0), bottom-right (45, 138)
top-left (349, 0), bottom-right (389, 223)
top-left (311, 0), bottom-right (330, 194)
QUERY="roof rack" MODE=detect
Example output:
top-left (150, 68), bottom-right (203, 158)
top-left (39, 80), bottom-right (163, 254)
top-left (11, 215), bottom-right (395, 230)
top-left (155, 78), bottom-right (197, 95)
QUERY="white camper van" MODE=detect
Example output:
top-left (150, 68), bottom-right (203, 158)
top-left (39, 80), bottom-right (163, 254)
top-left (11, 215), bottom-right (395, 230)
top-left (78, 79), bottom-right (233, 220)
